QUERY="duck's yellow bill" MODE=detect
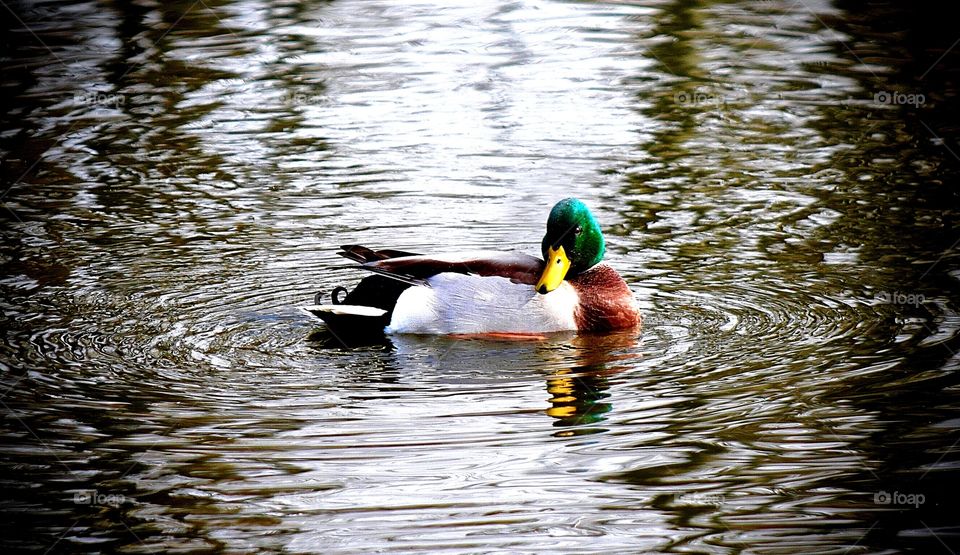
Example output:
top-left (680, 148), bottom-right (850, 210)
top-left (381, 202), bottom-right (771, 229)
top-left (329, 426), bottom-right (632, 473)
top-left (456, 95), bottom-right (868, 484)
top-left (536, 246), bottom-right (571, 294)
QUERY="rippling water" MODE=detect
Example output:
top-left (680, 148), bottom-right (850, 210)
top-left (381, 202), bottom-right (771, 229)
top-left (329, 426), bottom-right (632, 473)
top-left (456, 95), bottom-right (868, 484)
top-left (2, 0), bottom-right (959, 553)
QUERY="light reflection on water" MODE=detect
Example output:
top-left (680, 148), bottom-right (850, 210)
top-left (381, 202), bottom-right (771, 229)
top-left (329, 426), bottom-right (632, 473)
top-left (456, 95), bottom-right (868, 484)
top-left (1, 0), bottom-right (959, 553)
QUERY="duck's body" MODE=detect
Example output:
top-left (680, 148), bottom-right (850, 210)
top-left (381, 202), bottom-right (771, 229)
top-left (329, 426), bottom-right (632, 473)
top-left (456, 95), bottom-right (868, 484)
top-left (302, 199), bottom-right (641, 337)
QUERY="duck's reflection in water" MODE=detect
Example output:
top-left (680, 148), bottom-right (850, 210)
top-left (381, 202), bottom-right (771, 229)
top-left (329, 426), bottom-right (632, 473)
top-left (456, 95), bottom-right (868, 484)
top-left (546, 330), bottom-right (641, 436)
top-left (546, 370), bottom-right (613, 432)
top-left (316, 327), bottom-right (642, 435)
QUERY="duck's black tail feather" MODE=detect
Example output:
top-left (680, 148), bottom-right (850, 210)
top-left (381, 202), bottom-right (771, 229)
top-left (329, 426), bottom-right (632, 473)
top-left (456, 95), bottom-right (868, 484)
top-left (305, 274), bottom-right (411, 335)
top-left (338, 273), bottom-right (413, 313)
top-left (306, 246), bottom-right (421, 338)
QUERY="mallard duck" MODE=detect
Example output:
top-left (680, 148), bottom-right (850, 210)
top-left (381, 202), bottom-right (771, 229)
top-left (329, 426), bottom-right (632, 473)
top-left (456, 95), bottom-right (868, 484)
top-left (302, 198), bottom-right (640, 336)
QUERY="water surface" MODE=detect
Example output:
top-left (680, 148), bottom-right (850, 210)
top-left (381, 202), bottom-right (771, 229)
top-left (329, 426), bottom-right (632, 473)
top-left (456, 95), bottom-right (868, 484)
top-left (2, 0), bottom-right (959, 553)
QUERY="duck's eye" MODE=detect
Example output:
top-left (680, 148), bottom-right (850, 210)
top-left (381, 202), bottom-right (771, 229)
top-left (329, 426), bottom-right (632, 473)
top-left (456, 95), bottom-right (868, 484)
top-left (574, 226), bottom-right (583, 235)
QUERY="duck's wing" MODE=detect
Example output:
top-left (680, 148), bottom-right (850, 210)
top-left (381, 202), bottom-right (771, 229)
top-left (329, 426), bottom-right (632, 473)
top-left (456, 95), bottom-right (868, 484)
top-left (337, 245), bottom-right (421, 264)
top-left (357, 250), bottom-right (545, 286)
top-left (335, 245), bottom-right (429, 286)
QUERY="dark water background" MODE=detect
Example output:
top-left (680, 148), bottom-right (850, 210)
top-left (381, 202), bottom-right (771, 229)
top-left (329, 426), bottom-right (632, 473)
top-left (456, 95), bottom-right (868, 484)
top-left (2, 0), bottom-right (959, 552)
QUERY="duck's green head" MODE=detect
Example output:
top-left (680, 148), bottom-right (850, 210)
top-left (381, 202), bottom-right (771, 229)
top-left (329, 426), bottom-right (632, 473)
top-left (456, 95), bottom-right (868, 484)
top-left (536, 198), bottom-right (605, 294)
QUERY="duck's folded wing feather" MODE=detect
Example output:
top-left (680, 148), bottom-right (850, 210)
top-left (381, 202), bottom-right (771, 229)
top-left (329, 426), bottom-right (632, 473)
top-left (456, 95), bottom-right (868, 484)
top-left (363, 251), bottom-right (545, 285)
top-left (337, 245), bottom-right (421, 264)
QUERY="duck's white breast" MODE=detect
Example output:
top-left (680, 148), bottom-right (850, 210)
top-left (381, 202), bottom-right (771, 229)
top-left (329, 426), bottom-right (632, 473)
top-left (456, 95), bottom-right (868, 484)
top-left (386, 273), bottom-right (578, 335)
